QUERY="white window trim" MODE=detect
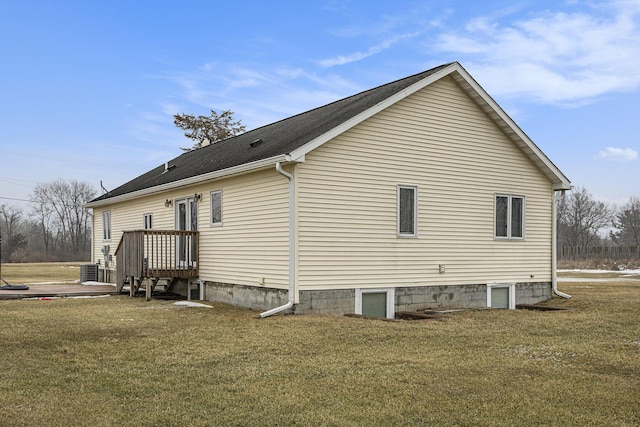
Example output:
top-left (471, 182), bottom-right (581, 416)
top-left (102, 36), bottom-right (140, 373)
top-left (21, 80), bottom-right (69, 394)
top-left (494, 194), bottom-right (525, 240)
top-left (355, 288), bottom-right (395, 319)
top-left (210, 190), bottom-right (222, 226)
top-left (398, 185), bottom-right (418, 238)
top-left (486, 283), bottom-right (516, 309)
top-left (102, 210), bottom-right (111, 241)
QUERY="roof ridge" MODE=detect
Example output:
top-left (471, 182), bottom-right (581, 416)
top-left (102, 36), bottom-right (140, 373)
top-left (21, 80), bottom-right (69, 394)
top-left (228, 62), bottom-right (455, 139)
top-left (87, 62), bottom-right (459, 204)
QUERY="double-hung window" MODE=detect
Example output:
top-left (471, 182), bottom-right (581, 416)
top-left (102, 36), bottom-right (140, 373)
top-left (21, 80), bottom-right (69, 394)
top-left (495, 195), bottom-right (524, 239)
top-left (398, 185), bottom-right (417, 237)
top-left (103, 211), bottom-right (111, 240)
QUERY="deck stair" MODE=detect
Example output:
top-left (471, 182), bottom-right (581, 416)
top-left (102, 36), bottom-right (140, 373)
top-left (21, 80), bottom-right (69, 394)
top-left (128, 277), bottom-right (176, 299)
top-left (114, 230), bottom-right (199, 301)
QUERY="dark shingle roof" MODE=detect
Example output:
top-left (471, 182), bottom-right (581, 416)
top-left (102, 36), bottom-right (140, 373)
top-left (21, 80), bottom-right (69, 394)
top-left (89, 63), bottom-right (453, 203)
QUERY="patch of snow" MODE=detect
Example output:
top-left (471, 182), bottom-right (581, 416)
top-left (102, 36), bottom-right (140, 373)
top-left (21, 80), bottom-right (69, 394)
top-left (81, 281), bottom-right (116, 287)
top-left (558, 269), bottom-right (640, 275)
top-left (68, 294), bottom-right (111, 299)
top-left (558, 277), bottom-right (610, 282)
top-left (173, 301), bottom-right (213, 308)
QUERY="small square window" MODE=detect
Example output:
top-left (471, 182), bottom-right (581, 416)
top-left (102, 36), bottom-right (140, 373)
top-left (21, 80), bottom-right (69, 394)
top-left (210, 190), bottom-right (222, 225)
top-left (487, 283), bottom-right (516, 309)
top-left (398, 185), bottom-right (417, 237)
top-left (355, 288), bottom-right (395, 319)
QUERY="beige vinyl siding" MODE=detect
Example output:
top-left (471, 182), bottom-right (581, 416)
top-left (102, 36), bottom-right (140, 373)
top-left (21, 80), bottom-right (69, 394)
top-left (198, 168), bottom-right (289, 288)
top-left (91, 168), bottom-right (290, 288)
top-left (91, 191), bottom-right (183, 265)
top-left (296, 75), bottom-right (554, 290)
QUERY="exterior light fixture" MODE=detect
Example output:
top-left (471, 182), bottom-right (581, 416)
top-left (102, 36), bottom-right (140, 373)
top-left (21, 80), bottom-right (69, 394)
top-left (165, 199), bottom-right (173, 207)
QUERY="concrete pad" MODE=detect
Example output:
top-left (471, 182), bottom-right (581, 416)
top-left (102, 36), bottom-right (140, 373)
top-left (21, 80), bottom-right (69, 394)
top-left (0, 282), bottom-right (118, 299)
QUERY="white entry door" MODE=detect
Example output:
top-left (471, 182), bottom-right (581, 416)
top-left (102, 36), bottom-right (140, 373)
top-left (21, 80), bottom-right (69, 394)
top-left (175, 198), bottom-right (198, 267)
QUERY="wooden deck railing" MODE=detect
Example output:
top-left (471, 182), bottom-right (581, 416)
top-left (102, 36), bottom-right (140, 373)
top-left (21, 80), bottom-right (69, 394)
top-left (115, 230), bottom-right (199, 292)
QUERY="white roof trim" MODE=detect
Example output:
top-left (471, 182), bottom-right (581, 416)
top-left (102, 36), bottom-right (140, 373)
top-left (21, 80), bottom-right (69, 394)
top-left (289, 61), bottom-right (570, 190)
top-left (89, 62), bottom-right (570, 209)
top-left (289, 64), bottom-right (456, 161)
top-left (449, 65), bottom-right (571, 190)
top-left (85, 154), bottom-right (289, 208)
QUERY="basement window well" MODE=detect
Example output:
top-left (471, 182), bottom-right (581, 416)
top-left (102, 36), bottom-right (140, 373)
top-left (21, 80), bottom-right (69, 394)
top-left (487, 283), bottom-right (516, 309)
top-left (355, 288), bottom-right (395, 319)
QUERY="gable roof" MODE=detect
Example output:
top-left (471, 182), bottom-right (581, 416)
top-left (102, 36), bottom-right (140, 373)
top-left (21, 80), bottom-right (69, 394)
top-left (86, 62), bottom-right (570, 208)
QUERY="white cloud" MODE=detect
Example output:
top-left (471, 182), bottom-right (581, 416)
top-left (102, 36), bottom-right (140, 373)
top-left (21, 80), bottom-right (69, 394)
top-left (318, 31), bottom-right (422, 67)
top-left (435, 1), bottom-right (640, 105)
top-left (597, 147), bottom-right (638, 162)
top-left (157, 64), bottom-right (365, 130)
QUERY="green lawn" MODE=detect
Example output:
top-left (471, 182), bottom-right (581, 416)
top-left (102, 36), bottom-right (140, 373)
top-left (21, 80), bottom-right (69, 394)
top-left (0, 272), bottom-right (638, 426)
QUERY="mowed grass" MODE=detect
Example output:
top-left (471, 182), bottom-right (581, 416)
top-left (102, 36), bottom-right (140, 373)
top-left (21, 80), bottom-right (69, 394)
top-left (0, 272), bottom-right (638, 426)
top-left (1, 262), bottom-right (86, 284)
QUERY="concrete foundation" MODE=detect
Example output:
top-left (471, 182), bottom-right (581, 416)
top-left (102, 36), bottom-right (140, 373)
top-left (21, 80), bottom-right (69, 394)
top-left (202, 281), bottom-right (552, 315)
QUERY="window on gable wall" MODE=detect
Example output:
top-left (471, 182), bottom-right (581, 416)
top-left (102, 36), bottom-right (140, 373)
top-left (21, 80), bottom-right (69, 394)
top-left (495, 195), bottom-right (525, 239)
top-left (398, 186), bottom-right (417, 237)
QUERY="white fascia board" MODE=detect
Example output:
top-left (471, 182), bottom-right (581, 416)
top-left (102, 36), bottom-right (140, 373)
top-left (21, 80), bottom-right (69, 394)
top-left (84, 154), bottom-right (290, 208)
top-left (450, 66), bottom-right (572, 190)
top-left (289, 63), bottom-right (460, 161)
top-left (289, 61), bottom-right (570, 191)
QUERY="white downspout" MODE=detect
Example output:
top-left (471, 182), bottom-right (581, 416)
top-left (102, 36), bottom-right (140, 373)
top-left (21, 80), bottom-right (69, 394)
top-left (552, 191), bottom-right (571, 299)
top-left (89, 208), bottom-right (94, 265)
top-left (260, 162), bottom-right (296, 318)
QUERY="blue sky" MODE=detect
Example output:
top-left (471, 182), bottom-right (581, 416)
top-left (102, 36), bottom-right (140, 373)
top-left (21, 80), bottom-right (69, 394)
top-left (1, 0), bottom-right (639, 210)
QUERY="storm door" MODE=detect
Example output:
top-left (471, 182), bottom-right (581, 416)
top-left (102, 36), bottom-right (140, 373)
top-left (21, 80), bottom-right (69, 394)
top-left (175, 198), bottom-right (198, 268)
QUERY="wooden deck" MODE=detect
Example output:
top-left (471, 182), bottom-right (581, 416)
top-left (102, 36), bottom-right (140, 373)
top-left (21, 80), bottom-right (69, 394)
top-left (115, 230), bottom-right (199, 300)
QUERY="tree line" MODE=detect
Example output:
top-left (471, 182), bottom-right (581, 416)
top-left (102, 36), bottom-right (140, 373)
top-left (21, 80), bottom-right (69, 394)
top-left (2, 111), bottom-right (638, 262)
top-left (0, 110), bottom-right (243, 263)
top-left (1, 179), bottom-right (96, 262)
top-left (557, 187), bottom-right (639, 248)
top-left (1, 179), bottom-right (638, 263)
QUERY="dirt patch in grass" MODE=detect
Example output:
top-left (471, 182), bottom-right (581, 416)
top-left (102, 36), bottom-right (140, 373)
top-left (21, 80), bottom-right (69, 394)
top-left (516, 304), bottom-right (576, 311)
top-left (0, 274), bottom-right (638, 426)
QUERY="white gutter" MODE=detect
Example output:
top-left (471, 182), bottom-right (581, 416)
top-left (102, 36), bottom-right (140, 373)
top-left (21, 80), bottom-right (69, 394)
top-left (84, 154), bottom-right (288, 208)
top-left (260, 162), bottom-right (296, 318)
top-left (552, 191), bottom-right (571, 299)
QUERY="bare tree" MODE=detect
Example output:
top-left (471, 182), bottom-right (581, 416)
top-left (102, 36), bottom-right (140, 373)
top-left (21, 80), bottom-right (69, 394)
top-left (31, 192), bottom-right (56, 256)
top-left (557, 187), bottom-right (613, 248)
top-left (610, 197), bottom-right (640, 246)
top-left (173, 109), bottom-right (246, 151)
top-left (0, 205), bottom-right (25, 261)
top-left (31, 179), bottom-right (96, 259)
